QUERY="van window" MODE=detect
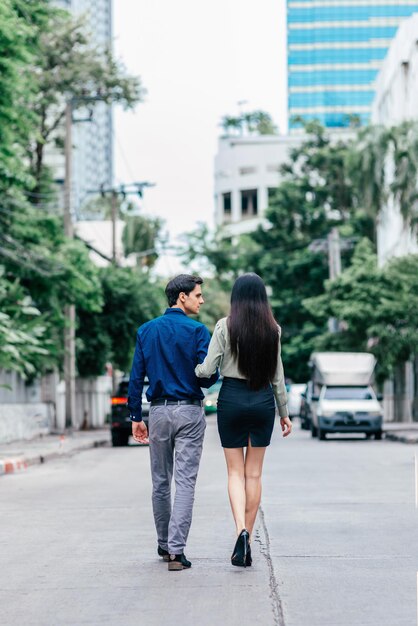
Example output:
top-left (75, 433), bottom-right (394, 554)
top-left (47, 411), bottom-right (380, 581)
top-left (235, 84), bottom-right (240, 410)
top-left (324, 387), bottom-right (373, 400)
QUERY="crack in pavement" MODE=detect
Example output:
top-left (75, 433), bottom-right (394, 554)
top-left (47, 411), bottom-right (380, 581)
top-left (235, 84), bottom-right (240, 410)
top-left (256, 505), bottom-right (286, 626)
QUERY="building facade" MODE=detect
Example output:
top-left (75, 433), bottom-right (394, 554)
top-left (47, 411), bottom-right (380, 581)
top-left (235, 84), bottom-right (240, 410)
top-left (214, 135), bottom-right (300, 237)
top-left (54, 0), bottom-right (113, 213)
top-left (287, 0), bottom-right (418, 131)
top-left (371, 12), bottom-right (418, 265)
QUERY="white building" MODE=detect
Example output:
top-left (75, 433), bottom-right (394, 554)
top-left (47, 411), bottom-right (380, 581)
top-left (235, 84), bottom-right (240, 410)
top-left (371, 13), bottom-right (418, 266)
top-left (214, 135), bottom-right (300, 237)
top-left (54, 0), bottom-right (113, 213)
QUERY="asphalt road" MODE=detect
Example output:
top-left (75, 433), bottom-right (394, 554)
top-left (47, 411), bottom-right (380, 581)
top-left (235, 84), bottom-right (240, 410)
top-left (1, 419), bottom-right (417, 626)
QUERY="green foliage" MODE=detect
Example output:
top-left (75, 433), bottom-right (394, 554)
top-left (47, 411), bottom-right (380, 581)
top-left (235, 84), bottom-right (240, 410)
top-left (348, 121), bottom-right (418, 227)
top-left (180, 222), bottom-right (262, 283)
top-left (304, 240), bottom-right (418, 381)
top-left (0, 1), bottom-right (36, 193)
top-left (77, 268), bottom-right (165, 377)
top-left (195, 278), bottom-right (230, 332)
top-left (25, 7), bottom-right (144, 195)
top-left (0, 267), bottom-right (52, 378)
top-left (220, 110), bottom-right (277, 136)
top-left (123, 214), bottom-right (163, 268)
top-left (249, 122), bottom-right (374, 381)
top-left (0, 0), bottom-right (145, 379)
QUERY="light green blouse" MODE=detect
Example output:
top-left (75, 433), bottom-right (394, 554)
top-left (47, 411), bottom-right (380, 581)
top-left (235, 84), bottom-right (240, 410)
top-left (195, 317), bottom-right (288, 417)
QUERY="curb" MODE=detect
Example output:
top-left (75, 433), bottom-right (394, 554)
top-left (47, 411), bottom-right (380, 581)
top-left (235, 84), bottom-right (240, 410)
top-left (0, 458), bottom-right (28, 475)
top-left (0, 437), bottom-right (109, 477)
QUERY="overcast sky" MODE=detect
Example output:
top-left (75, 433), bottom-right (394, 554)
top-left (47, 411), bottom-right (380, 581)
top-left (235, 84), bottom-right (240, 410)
top-left (113, 0), bottom-right (287, 273)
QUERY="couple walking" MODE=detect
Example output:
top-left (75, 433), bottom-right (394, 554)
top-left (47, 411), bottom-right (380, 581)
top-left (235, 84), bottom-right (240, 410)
top-left (128, 273), bottom-right (292, 571)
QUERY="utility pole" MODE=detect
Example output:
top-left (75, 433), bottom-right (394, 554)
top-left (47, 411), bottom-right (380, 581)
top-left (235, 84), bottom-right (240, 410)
top-left (327, 227), bottom-right (342, 333)
top-left (89, 182), bottom-right (155, 266)
top-left (327, 227), bottom-right (342, 281)
top-left (64, 101), bottom-right (76, 429)
top-left (111, 190), bottom-right (118, 263)
top-left (86, 182), bottom-right (155, 393)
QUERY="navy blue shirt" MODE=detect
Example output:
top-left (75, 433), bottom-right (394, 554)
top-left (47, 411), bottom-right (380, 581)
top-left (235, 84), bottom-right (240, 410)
top-left (128, 308), bottom-right (219, 421)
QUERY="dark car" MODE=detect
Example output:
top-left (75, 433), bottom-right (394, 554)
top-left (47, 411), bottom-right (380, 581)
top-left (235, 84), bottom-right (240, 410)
top-left (110, 377), bottom-right (150, 447)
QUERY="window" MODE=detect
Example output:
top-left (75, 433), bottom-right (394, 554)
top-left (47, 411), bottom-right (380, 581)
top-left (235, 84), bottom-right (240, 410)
top-left (323, 387), bottom-right (373, 401)
top-left (239, 166), bottom-right (257, 176)
top-left (241, 189), bottom-right (258, 218)
top-left (222, 192), bottom-right (232, 218)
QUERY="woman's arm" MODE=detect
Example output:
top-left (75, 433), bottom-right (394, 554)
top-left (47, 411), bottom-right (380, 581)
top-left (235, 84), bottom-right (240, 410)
top-left (272, 338), bottom-right (289, 418)
top-left (195, 320), bottom-right (225, 378)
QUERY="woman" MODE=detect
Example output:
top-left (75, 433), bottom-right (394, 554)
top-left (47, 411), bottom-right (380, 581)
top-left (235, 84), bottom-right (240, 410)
top-left (195, 273), bottom-right (292, 567)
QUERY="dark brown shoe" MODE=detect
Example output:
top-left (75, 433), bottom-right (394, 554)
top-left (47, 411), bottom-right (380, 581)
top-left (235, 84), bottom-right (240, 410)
top-left (168, 553), bottom-right (192, 571)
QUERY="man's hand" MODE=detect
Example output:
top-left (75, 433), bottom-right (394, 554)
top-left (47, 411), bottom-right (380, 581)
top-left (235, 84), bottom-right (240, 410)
top-left (280, 416), bottom-right (292, 437)
top-left (132, 420), bottom-right (149, 444)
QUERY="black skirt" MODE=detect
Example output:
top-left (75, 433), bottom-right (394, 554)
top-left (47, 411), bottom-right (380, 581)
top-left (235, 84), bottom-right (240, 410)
top-left (217, 377), bottom-right (275, 448)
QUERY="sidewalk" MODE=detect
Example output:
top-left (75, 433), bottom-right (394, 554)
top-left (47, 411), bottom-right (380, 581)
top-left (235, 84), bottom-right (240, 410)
top-left (383, 421), bottom-right (418, 443)
top-left (0, 429), bottom-right (110, 476)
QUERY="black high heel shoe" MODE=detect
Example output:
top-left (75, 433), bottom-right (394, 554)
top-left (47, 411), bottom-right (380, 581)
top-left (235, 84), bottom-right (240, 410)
top-left (231, 529), bottom-right (250, 567)
top-left (246, 544), bottom-right (252, 567)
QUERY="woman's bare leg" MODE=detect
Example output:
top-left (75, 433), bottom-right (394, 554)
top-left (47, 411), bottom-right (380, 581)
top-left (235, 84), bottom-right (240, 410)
top-left (244, 440), bottom-right (267, 536)
top-left (223, 447), bottom-right (246, 535)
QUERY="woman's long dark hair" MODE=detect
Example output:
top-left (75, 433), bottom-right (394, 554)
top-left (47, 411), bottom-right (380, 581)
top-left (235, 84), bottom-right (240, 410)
top-left (228, 273), bottom-right (279, 390)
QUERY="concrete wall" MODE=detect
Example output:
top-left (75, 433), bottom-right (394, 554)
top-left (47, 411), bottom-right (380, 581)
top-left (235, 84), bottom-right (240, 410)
top-left (371, 13), bottom-right (418, 265)
top-left (0, 403), bottom-right (53, 444)
top-left (55, 375), bottom-right (112, 431)
top-left (0, 372), bottom-right (112, 443)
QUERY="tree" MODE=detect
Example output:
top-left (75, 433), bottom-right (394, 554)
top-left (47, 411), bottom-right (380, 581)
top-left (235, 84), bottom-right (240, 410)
top-left (76, 267), bottom-right (165, 377)
top-left (249, 122), bottom-right (374, 380)
top-left (304, 239), bottom-right (418, 384)
top-left (220, 110), bottom-right (278, 137)
top-left (123, 214), bottom-right (163, 268)
top-left (0, 267), bottom-right (51, 378)
top-left (348, 121), bottom-right (418, 229)
top-left (0, 1), bottom-right (37, 197)
top-left (25, 8), bottom-right (144, 197)
top-left (0, 1), bottom-right (114, 375)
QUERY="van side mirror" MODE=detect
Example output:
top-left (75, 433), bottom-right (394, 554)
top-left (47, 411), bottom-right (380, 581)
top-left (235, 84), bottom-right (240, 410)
top-left (311, 395), bottom-right (319, 402)
top-left (377, 393), bottom-right (383, 402)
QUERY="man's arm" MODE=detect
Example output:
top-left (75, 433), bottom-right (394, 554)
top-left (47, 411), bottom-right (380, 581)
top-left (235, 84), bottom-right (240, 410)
top-left (128, 330), bottom-right (146, 422)
top-left (195, 325), bottom-right (219, 388)
top-left (128, 331), bottom-right (149, 443)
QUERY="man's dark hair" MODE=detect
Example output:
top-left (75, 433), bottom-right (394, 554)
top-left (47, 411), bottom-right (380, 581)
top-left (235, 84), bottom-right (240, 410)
top-left (165, 274), bottom-right (203, 307)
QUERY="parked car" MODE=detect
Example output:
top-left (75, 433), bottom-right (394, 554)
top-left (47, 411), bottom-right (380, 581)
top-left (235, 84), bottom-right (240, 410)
top-left (299, 381), bottom-right (316, 430)
top-left (110, 377), bottom-right (150, 447)
top-left (203, 379), bottom-right (222, 414)
top-left (287, 383), bottom-right (307, 419)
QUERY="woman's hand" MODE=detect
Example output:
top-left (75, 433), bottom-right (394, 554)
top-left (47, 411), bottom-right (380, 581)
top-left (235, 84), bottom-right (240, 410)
top-left (280, 416), bottom-right (292, 437)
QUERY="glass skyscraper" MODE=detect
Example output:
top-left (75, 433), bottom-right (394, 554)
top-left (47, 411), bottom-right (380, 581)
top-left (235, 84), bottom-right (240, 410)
top-left (287, 1), bottom-right (418, 129)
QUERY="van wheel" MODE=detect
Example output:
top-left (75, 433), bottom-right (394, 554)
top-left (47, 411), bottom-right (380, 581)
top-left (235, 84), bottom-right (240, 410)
top-left (318, 428), bottom-right (326, 441)
top-left (311, 422), bottom-right (318, 438)
top-left (374, 430), bottom-right (382, 441)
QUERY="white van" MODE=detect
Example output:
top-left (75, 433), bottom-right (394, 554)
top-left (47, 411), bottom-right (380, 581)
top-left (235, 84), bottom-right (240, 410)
top-left (309, 352), bottom-right (383, 440)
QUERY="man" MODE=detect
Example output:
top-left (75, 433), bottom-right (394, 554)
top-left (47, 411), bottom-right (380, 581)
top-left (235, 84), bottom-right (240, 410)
top-left (128, 274), bottom-right (218, 571)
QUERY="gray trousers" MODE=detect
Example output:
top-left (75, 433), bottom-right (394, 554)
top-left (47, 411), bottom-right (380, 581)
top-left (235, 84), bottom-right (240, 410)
top-left (148, 403), bottom-right (206, 555)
